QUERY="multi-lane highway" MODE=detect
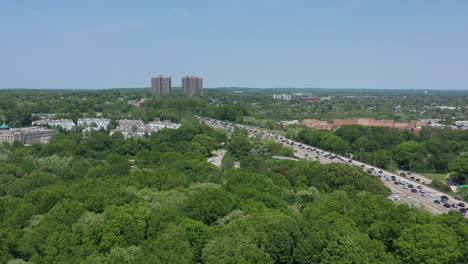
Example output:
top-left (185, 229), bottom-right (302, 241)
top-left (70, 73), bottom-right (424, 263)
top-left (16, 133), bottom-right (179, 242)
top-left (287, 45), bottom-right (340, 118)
top-left (199, 116), bottom-right (467, 217)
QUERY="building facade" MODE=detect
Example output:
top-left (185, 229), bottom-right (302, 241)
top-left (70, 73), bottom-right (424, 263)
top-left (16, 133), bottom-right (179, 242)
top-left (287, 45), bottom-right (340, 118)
top-left (110, 119), bottom-right (181, 138)
top-left (301, 118), bottom-right (428, 132)
top-left (0, 124), bottom-right (58, 145)
top-left (32, 119), bottom-right (76, 131)
top-left (272, 94), bottom-right (292, 101)
top-left (182, 75), bottom-right (203, 97)
top-left (151, 75), bottom-right (171, 95)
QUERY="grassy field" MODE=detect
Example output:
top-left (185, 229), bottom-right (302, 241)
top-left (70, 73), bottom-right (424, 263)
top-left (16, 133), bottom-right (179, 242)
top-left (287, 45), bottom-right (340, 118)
top-left (422, 173), bottom-right (452, 182)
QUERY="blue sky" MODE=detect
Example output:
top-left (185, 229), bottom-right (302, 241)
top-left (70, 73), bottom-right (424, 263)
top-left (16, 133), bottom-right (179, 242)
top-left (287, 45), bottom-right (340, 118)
top-left (0, 0), bottom-right (467, 89)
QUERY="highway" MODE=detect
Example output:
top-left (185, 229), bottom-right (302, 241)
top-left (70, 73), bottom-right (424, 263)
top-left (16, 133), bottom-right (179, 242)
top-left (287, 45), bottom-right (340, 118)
top-left (199, 116), bottom-right (467, 217)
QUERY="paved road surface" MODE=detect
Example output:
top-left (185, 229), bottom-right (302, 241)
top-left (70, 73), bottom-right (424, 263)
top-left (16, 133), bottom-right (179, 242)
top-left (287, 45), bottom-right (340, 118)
top-left (199, 117), bottom-right (467, 217)
top-left (208, 150), bottom-right (226, 168)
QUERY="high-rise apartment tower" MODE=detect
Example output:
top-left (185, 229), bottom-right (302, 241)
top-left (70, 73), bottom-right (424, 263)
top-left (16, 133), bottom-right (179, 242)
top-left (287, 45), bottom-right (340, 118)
top-left (182, 75), bottom-right (203, 97)
top-left (151, 75), bottom-right (171, 95)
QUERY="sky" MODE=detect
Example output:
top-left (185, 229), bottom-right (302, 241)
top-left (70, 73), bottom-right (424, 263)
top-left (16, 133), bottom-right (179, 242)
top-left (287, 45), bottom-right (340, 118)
top-left (0, 0), bottom-right (467, 89)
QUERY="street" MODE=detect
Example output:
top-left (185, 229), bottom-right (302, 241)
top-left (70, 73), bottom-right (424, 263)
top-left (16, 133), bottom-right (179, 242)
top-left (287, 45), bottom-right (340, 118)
top-left (199, 116), bottom-right (467, 217)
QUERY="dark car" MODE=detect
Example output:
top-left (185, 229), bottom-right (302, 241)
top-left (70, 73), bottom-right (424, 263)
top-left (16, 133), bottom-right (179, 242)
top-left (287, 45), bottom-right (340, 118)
top-left (416, 178), bottom-right (420, 182)
top-left (434, 200), bottom-right (441, 204)
top-left (411, 189), bottom-right (417, 193)
top-left (458, 203), bottom-right (465, 207)
top-left (408, 184), bottom-right (414, 188)
top-left (441, 195), bottom-right (449, 201)
top-left (443, 203), bottom-right (451, 208)
top-left (410, 176), bottom-right (415, 179)
top-left (394, 182), bottom-right (400, 185)
top-left (360, 165), bottom-right (365, 168)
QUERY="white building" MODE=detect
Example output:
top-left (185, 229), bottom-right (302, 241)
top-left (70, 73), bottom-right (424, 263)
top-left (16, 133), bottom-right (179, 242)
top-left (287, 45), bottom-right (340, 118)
top-left (434, 106), bottom-right (457, 110)
top-left (278, 120), bottom-right (299, 126)
top-left (32, 119), bottom-right (76, 131)
top-left (148, 120), bottom-right (182, 130)
top-left (455, 120), bottom-right (468, 130)
top-left (272, 94), bottom-right (292, 101)
top-left (77, 118), bottom-right (111, 130)
top-left (110, 119), bottom-right (181, 138)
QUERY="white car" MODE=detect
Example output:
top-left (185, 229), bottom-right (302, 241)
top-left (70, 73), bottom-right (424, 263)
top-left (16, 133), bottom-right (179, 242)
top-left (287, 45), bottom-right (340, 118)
top-left (429, 194), bottom-right (435, 198)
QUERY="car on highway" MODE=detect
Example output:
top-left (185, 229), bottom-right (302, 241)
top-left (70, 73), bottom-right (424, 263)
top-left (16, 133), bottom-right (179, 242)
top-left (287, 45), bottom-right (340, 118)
top-left (434, 200), bottom-right (441, 204)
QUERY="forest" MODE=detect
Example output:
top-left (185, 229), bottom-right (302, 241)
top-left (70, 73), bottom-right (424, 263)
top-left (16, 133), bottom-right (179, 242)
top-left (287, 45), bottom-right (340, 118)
top-left (1, 120), bottom-right (467, 263)
top-left (1, 88), bottom-right (468, 195)
top-left (294, 125), bottom-right (468, 188)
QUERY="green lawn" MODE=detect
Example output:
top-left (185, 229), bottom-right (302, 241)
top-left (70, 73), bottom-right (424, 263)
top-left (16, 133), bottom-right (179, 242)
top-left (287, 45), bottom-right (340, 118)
top-left (422, 173), bottom-right (452, 182)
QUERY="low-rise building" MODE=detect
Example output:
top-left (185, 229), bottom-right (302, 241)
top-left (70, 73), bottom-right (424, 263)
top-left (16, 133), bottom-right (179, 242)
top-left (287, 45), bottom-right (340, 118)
top-left (455, 120), bottom-right (468, 130)
top-left (0, 124), bottom-right (58, 145)
top-left (302, 118), bottom-right (427, 131)
top-left (77, 118), bottom-right (111, 130)
top-left (32, 119), bottom-right (76, 131)
top-left (278, 120), bottom-right (299, 126)
top-left (110, 119), bottom-right (181, 138)
top-left (272, 94), bottom-right (292, 101)
top-left (293, 95), bottom-right (319, 102)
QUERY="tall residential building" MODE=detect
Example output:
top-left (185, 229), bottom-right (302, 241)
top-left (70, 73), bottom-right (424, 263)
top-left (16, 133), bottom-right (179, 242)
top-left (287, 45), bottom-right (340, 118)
top-left (182, 75), bottom-right (203, 97)
top-left (151, 75), bottom-right (171, 95)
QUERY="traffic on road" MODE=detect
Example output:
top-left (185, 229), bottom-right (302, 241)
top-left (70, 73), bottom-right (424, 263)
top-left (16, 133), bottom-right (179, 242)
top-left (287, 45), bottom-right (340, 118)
top-left (199, 116), bottom-right (466, 217)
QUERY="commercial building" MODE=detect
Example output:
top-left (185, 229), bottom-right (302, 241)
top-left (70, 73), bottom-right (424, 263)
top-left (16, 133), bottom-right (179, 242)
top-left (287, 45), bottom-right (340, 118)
top-left (293, 95), bottom-right (319, 102)
top-left (302, 119), bottom-right (334, 130)
top-left (334, 118), bottom-right (394, 128)
top-left (0, 123), bottom-right (58, 145)
top-left (301, 118), bottom-right (428, 132)
top-left (182, 75), bottom-right (203, 97)
top-left (151, 75), bottom-right (172, 95)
